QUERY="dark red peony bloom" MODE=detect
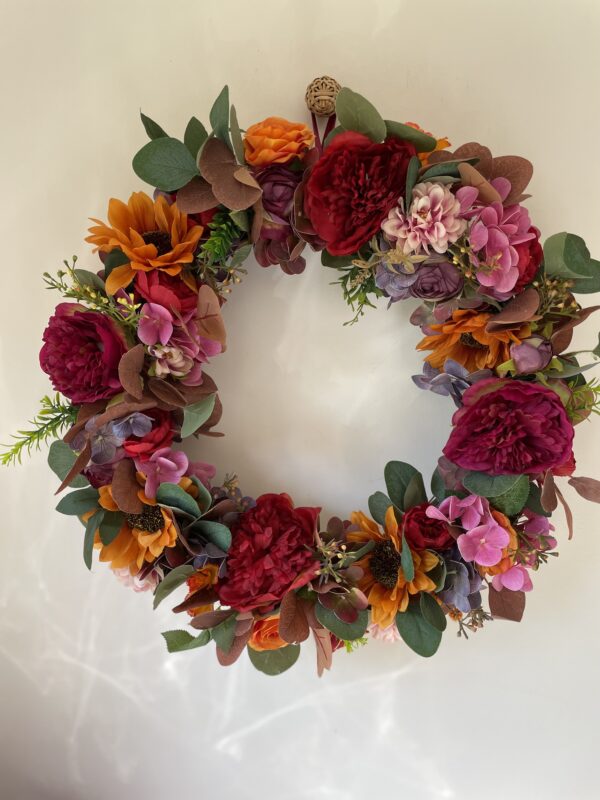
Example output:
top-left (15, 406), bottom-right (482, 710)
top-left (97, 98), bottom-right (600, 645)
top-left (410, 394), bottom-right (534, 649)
top-left (134, 270), bottom-right (198, 318)
top-left (403, 502), bottom-right (454, 550)
top-left (514, 226), bottom-right (543, 292)
top-left (443, 378), bottom-right (574, 475)
top-left (553, 451), bottom-right (576, 477)
top-left (303, 131), bottom-right (417, 255)
top-left (39, 303), bottom-right (127, 404)
top-left (122, 409), bottom-right (175, 461)
top-left (217, 493), bottom-right (320, 612)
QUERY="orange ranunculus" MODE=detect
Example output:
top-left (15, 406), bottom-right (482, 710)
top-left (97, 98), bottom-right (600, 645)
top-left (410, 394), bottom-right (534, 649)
top-left (482, 510), bottom-right (519, 578)
top-left (248, 616), bottom-right (287, 652)
top-left (81, 485), bottom-right (178, 574)
top-left (185, 564), bottom-right (219, 617)
top-left (243, 116), bottom-right (314, 167)
top-left (86, 192), bottom-right (203, 296)
top-left (346, 507), bottom-right (438, 629)
top-left (417, 308), bottom-right (531, 372)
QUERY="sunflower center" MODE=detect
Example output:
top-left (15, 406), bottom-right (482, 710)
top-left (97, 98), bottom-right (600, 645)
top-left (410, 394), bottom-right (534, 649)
top-left (142, 229), bottom-right (172, 256)
top-left (370, 540), bottom-right (402, 590)
top-left (125, 505), bottom-right (164, 533)
top-left (459, 332), bottom-right (486, 349)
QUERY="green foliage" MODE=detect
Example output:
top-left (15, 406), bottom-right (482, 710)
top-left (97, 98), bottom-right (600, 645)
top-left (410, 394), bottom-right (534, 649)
top-left (162, 629), bottom-right (211, 653)
top-left (330, 263), bottom-right (384, 326)
top-left (463, 471), bottom-right (523, 498)
top-left (526, 482), bottom-right (552, 517)
top-left (180, 394), bottom-right (216, 438)
top-left (248, 644), bottom-right (300, 675)
top-left (211, 613), bottom-right (237, 653)
top-left (405, 155), bottom-right (420, 203)
top-left (1, 394), bottom-right (79, 466)
top-left (55, 486), bottom-right (99, 516)
top-left (140, 112), bottom-right (168, 140)
top-left (543, 232), bottom-right (600, 293)
top-left (315, 604), bottom-right (368, 641)
top-left (183, 116), bottom-right (208, 158)
top-left (401, 533), bottom-right (414, 582)
top-left (83, 509), bottom-right (104, 569)
top-left (420, 158), bottom-right (478, 182)
top-left (103, 248), bottom-right (131, 279)
top-left (368, 491), bottom-right (392, 525)
top-left (186, 519), bottom-right (232, 552)
top-left (490, 475), bottom-right (530, 517)
top-left (199, 211), bottom-right (243, 266)
top-left (430, 467), bottom-right (447, 502)
top-left (98, 511), bottom-right (124, 546)
top-left (419, 592), bottom-right (447, 632)
top-left (229, 105), bottom-right (245, 163)
top-left (403, 472), bottom-right (427, 510)
top-left (132, 137), bottom-right (200, 191)
top-left (209, 85), bottom-right (231, 146)
top-left (384, 461), bottom-right (420, 512)
top-left (395, 601), bottom-right (443, 657)
top-left (335, 87), bottom-right (387, 142)
top-left (153, 564), bottom-right (195, 609)
top-left (156, 483), bottom-right (201, 518)
top-left (47, 440), bottom-right (89, 488)
top-left (384, 120), bottom-right (437, 152)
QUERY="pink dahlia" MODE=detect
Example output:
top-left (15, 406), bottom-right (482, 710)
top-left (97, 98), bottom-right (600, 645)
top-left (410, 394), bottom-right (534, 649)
top-left (381, 182), bottom-right (469, 255)
top-left (443, 378), bottom-right (574, 475)
top-left (39, 303), bottom-right (127, 403)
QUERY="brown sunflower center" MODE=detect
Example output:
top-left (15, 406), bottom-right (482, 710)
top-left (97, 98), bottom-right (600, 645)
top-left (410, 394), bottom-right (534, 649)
top-left (126, 505), bottom-right (164, 533)
top-left (370, 540), bottom-right (402, 590)
top-left (459, 332), bottom-right (486, 349)
top-left (142, 229), bottom-right (172, 256)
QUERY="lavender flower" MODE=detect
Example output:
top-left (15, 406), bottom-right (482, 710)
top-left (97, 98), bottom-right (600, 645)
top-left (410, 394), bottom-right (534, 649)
top-left (412, 359), bottom-right (493, 407)
top-left (70, 412), bottom-right (153, 464)
top-left (376, 257), bottom-right (463, 302)
top-left (439, 548), bottom-right (482, 613)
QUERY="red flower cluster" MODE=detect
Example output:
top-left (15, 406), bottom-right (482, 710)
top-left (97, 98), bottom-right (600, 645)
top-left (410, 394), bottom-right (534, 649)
top-left (122, 409), bottom-right (175, 460)
top-left (514, 226), bottom-right (543, 292)
top-left (403, 502), bottom-right (454, 550)
top-left (303, 132), bottom-right (416, 255)
top-left (217, 493), bottom-right (320, 612)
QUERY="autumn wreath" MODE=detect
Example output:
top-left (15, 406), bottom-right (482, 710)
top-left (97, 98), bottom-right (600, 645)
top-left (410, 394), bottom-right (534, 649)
top-left (5, 77), bottom-right (600, 676)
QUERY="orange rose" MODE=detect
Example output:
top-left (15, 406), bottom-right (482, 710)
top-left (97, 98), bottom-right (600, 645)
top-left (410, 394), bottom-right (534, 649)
top-left (248, 616), bottom-right (287, 652)
top-left (243, 117), bottom-right (314, 167)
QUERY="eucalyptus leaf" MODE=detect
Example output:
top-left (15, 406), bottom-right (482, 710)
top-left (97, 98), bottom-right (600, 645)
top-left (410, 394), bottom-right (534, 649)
top-left (73, 269), bottom-right (105, 291)
top-left (419, 592), bottom-right (447, 632)
top-left (248, 644), bottom-right (300, 675)
top-left (132, 137), bottom-right (200, 191)
top-left (401, 534), bottom-right (414, 582)
top-left (102, 248), bottom-right (130, 279)
top-left (156, 483), bottom-right (201, 518)
top-left (315, 604), bottom-right (368, 641)
top-left (384, 461), bottom-right (420, 511)
top-left (187, 519), bottom-right (231, 551)
top-left (405, 156), bottom-right (420, 204)
top-left (48, 440), bottom-right (89, 489)
top-left (463, 471), bottom-right (522, 498)
top-left (525, 482), bottom-right (551, 517)
top-left (543, 232), bottom-right (593, 281)
top-left (428, 559), bottom-right (447, 592)
top-left (229, 210), bottom-right (249, 232)
top-left (183, 116), bottom-right (208, 158)
top-left (140, 112), bottom-right (168, 140)
top-left (385, 120), bottom-right (437, 152)
top-left (83, 509), bottom-right (104, 570)
top-left (229, 243), bottom-right (253, 268)
top-left (55, 486), bottom-right (99, 516)
top-left (153, 564), bottom-right (195, 609)
top-left (98, 511), bottom-right (124, 546)
top-left (420, 158), bottom-right (478, 182)
top-left (229, 105), bottom-right (245, 164)
top-left (335, 87), bottom-right (386, 142)
top-left (430, 467), bottom-right (447, 502)
top-left (403, 472), bottom-right (427, 511)
top-left (209, 85), bottom-right (231, 146)
top-left (211, 613), bottom-right (237, 653)
top-left (395, 602), bottom-right (442, 657)
top-left (368, 491), bottom-right (392, 526)
top-left (180, 394), bottom-right (216, 438)
top-left (321, 250), bottom-right (355, 269)
top-left (188, 475), bottom-right (212, 514)
top-left (323, 125), bottom-right (344, 148)
top-left (162, 629), bottom-right (211, 653)
top-left (490, 475), bottom-right (530, 517)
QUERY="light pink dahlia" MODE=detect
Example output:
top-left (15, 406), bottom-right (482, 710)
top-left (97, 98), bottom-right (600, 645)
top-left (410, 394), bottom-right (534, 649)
top-left (381, 182), bottom-right (469, 255)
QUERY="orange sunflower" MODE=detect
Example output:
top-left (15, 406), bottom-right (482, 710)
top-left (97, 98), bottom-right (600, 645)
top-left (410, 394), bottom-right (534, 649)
top-left (86, 191), bottom-right (203, 296)
top-left (347, 506), bottom-right (438, 628)
top-left (82, 484), bottom-right (178, 574)
top-left (417, 308), bottom-right (531, 372)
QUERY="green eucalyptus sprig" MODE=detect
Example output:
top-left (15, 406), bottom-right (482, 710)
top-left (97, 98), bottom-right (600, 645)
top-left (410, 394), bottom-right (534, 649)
top-left (1, 393), bottom-right (78, 466)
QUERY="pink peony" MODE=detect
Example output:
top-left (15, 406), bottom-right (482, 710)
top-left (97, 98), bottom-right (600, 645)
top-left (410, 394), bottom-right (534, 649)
top-left (382, 181), bottom-right (469, 255)
top-left (40, 303), bottom-right (127, 403)
top-left (443, 378), bottom-right (574, 475)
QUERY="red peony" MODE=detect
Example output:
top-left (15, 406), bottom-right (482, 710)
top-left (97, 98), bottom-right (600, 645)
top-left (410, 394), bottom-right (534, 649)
top-left (122, 409), bottom-right (175, 461)
top-left (217, 493), bottom-right (320, 612)
top-left (553, 451), bottom-right (576, 477)
top-left (39, 303), bottom-right (127, 404)
top-left (403, 502), bottom-right (454, 550)
top-left (303, 131), bottom-right (417, 256)
top-left (443, 378), bottom-right (574, 475)
top-left (514, 226), bottom-right (543, 292)
top-left (134, 270), bottom-right (198, 318)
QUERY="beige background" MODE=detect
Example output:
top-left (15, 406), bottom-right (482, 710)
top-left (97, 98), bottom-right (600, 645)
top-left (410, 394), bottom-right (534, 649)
top-left (1, 1), bottom-right (599, 798)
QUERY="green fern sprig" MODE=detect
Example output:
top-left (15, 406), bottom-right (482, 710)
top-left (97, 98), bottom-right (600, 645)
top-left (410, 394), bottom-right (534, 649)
top-left (198, 212), bottom-right (242, 267)
top-left (1, 393), bottom-right (78, 466)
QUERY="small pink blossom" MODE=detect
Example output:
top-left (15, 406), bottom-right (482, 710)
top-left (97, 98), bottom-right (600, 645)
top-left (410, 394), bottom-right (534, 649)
top-left (491, 565), bottom-right (533, 593)
top-left (135, 447), bottom-right (188, 498)
top-left (426, 494), bottom-right (490, 531)
top-left (113, 566), bottom-right (160, 592)
top-left (381, 182), bottom-right (470, 255)
top-left (137, 303), bottom-right (174, 346)
top-left (457, 522), bottom-right (509, 567)
top-left (367, 621), bottom-right (401, 643)
top-left (187, 460), bottom-right (217, 488)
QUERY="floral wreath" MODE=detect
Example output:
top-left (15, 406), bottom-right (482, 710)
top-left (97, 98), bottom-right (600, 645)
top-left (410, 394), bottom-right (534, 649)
top-left (5, 77), bottom-right (600, 676)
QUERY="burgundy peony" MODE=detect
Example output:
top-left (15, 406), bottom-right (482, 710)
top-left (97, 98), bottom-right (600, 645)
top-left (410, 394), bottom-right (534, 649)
top-left (217, 493), bottom-right (320, 612)
top-left (402, 502), bottom-right (454, 550)
top-left (304, 131), bottom-right (417, 255)
top-left (122, 409), bottom-right (175, 461)
top-left (255, 165), bottom-right (302, 220)
top-left (39, 303), bottom-right (127, 403)
top-left (443, 378), bottom-right (574, 475)
top-left (514, 226), bottom-right (543, 292)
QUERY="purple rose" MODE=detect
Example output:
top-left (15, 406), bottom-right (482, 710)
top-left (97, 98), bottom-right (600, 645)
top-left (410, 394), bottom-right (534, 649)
top-left (510, 336), bottom-right (552, 375)
top-left (40, 303), bottom-right (127, 403)
top-left (254, 165), bottom-right (301, 221)
top-left (254, 220), bottom-right (306, 275)
top-left (443, 378), bottom-right (574, 475)
top-left (410, 260), bottom-right (464, 300)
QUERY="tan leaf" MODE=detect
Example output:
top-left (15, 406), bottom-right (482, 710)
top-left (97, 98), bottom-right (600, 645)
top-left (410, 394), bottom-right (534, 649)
top-left (485, 288), bottom-right (540, 332)
top-left (312, 626), bottom-right (333, 677)
top-left (541, 470), bottom-right (558, 513)
top-left (197, 284), bottom-right (227, 348)
top-left (118, 344), bottom-right (145, 400)
top-left (490, 156), bottom-right (533, 205)
top-left (176, 176), bottom-right (218, 214)
top-left (190, 608), bottom-right (234, 630)
top-left (458, 163), bottom-right (501, 204)
top-left (147, 377), bottom-right (187, 408)
top-left (452, 142), bottom-right (493, 176)
top-left (489, 586), bottom-right (526, 621)
top-left (568, 476), bottom-right (600, 504)
top-left (217, 629), bottom-right (252, 666)
top-left (555, 485), bottom-right (575, 540)
top-left (279, 592), bottom-right (310, 644)
top-left (111, 458), bottom-right (143, 514)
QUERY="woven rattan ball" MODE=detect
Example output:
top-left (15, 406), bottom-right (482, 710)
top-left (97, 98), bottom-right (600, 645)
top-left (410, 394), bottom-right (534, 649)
top-left (305, 76), bottom-right (341, 117)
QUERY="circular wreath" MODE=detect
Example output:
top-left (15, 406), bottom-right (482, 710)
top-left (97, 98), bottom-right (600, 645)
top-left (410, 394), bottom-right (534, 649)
top-left (6, 78), bottom-right (600, 676)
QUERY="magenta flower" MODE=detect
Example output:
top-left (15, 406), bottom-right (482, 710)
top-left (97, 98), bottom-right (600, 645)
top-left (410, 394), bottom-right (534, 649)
top-left (491, 565), bottom-right (533, 592)
top-left (427, 494), bottom-right (490, 531)
top-left (137, 303), bottom-right (174, 346)
top-left (148, 315), bottom-right (222, 386)
top-left (135, 447), bottom-right (189, 498)
top-left (457, 521), bottom-right (509, 567)
top-left (187, 460), bottom-right (217, 488)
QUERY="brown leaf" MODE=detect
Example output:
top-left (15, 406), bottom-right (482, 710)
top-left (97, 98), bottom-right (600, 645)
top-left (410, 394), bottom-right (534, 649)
top-left (568, 476), bottom-right (600, 504)
top-left (312, 626), bottom-right (333, 677)
top-left (279, 592), bottom-right (310, 644)
top-left (202, 498), bottom-right (238, 520)
top-left (458, 163), bottom-right (502, 204)
top-left (551, 305), bottom-right (600, 355)
top-left (111, 458), bottom-right (143, 514)
top-left (452, 142), bottom-right (493, 176)
top-left (198, 136), bottom-right (262, 211)
top-left (541, 470), bottom-right (558, 513)
top-left (176, 176), bottom-right (218, 214)
top-left (485, 288), bottom-right (540, 332)
top-left (197, 285), bottom-right (227, 348)
top-left (194, 395), bottom-right (223, 437)
top-left (555, 485), bottom-right (575, 540)
top-left (489, 586), bottom-right (526, 622)
top-left (62, 400), bottom-right (106, 444)
top-left (147, 377), bottom-right (187, 408)
top-left (55, 441), bottom-right (92, 494)
top-left (118, 344), bottom-right (145, 400)
top-left (199, 137), bottom-right (237, 182)
top-left (212, 169), bottom-right (262, 212)
top-left (490, 156), bottom-right (533, 205)
top-left (89, 398), bottom-right (156, 432)
top-left (179, 373), bottom-right (218, 403)
top-left (190, 608), bottom-right (234, 630)
top-left (171, 588), bottom-right (218, 613)
top-left (251, 199), bottom-right (264, 243)
top-left (216, 629), bottom-right (252, 666)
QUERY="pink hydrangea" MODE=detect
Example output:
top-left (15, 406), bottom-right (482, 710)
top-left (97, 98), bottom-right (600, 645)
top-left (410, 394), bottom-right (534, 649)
top-left (457, 522), bottom-right (509, 567)
top-left (381, 181), bottom-right (470, 255)
top-left (138, 302), bottom-right (174, 346)
top-left (491, 565), bottom-right (533, 592)
top-left (135, 447), bottom-right (189, 498)
top-left (426, 494), bottom-right (490, 530)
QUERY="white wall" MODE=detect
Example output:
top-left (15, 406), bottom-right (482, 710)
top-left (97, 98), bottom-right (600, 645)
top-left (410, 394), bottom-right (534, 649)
top-left (1, 1), bottom-right (599, 798)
